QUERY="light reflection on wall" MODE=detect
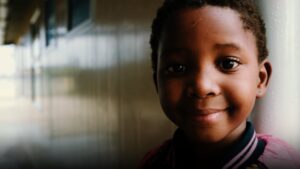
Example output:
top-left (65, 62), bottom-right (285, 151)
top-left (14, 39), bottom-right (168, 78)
top-left (253, 0), bottom-right (300, 150)
top-left (0, 45), bottom-right (16, 99)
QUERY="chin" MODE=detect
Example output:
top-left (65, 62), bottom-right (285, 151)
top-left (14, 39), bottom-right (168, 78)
top-left (185, 128), bottom-right (226, 144)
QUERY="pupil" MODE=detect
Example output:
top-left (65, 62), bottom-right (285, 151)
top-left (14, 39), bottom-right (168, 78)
top-left (223, 61), bottom-right (234, 69)
top-left (174, 65), bottom-right (185, 72)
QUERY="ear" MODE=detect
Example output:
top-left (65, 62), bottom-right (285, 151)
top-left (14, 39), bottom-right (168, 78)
top-left (153, 72), bottom-right (158, 92)
top-left (256, 59), bottom-right (272, 98)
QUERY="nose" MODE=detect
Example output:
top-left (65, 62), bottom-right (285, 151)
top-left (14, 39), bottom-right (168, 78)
top-left (187, 68), bottom-right (221, 99)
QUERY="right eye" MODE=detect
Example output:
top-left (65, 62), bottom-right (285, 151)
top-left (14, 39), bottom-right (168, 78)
top-left (217, 56), bottom-right (241, 72)
top-left (165, 64), bottom-right (187, 74)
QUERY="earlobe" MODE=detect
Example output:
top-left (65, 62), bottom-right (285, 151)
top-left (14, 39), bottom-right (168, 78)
top-left (256, 59), bottom-right (272, 98)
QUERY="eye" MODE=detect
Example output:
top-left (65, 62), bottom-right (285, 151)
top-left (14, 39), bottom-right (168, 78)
top-left (165, 64), bottom-right (187, 74)
top-left (218, 57), bottom-right (241, 71)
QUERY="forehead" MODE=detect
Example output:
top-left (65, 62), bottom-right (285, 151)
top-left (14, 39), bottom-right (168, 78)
top-left (169, 5), bottom-right (241, 28)
top-left (159, 6), bottom-right (258, 58)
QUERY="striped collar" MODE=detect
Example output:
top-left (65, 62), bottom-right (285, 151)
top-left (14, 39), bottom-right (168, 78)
top-left (171, 121), bottom-right (265, 169)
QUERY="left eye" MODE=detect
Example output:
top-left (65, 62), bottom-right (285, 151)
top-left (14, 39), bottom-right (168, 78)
top-left (218, 57), bottom-right (240, 70)
top-left (166, 64), bottom-right (187, 74)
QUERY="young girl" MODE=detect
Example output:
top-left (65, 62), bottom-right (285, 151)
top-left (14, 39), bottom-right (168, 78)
top-left (139, 0), bottom-right (300, 168)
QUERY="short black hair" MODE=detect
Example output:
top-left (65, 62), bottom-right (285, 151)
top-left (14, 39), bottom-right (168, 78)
top-left (150, 0), bottom-right (268, 73)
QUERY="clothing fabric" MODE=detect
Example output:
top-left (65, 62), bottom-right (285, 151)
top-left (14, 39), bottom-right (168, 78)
top-left (257, 134), bottom-right (300, 169)
top-left (139, 122), bottom-right (300, 169)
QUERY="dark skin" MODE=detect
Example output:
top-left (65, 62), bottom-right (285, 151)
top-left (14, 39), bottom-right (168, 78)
top-left (154, 6), bottom-right (272, 168)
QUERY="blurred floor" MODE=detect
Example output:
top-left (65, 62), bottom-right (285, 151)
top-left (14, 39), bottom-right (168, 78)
top-left (0, 96), bottom-right (48, 153)
top-left (0, 90), bottom-right (50, 169)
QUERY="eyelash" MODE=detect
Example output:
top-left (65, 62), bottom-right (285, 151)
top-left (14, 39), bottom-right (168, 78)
top-left (218, 56), bottom-right (241, 71)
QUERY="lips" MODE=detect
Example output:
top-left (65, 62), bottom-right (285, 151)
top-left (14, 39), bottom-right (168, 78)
top-left (196, 108), bottom-right (227, 115)
top-left (186, 95), bottom-right (229, 113)
top-left (188, 108), bottom-right (226, 124)
top-left (186, 101), bottom-right (229, 115)
top-left (180, 96), bottom-right (229, 124)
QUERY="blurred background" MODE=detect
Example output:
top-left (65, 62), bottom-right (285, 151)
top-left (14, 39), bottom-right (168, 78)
top-left (0, 0), bottom-right (298, 168)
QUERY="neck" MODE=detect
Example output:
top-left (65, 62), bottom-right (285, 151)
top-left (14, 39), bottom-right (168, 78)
top-left (187, 122), bottom-right (247, 166)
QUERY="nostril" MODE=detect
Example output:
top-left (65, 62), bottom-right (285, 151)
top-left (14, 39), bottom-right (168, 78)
top-left (185, 72), bottom-right (221, 98)
top-left (187, 89), bottom-right (216, 99)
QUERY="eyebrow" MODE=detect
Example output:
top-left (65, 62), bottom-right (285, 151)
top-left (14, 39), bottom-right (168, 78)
top-left (213, 43), bottom-right (242, 51)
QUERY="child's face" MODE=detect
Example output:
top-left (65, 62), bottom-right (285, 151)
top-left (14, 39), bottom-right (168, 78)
top-left (155, 6), bottom-right (271, 143)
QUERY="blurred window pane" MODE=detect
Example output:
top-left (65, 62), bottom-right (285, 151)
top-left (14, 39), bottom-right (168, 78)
top-left (68, 0), bottom-right (90, 30)
top-left (45, 0), bottom-right (56, 47)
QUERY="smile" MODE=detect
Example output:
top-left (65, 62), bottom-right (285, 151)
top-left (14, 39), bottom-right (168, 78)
top-left (191, 108), bottom-right (227, 123)
top-left (197, 108), bottom-right (226, 115)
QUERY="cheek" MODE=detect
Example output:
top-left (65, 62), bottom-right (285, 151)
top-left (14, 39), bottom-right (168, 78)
top-left (158, 79), bottom-right (183, 108)
top-left (225, 78), bottom-right (257, 118)
top-left (157, 79), bottom-right (184, 123)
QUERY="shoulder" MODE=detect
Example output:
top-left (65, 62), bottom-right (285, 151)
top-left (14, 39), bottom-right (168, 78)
top-left (257, 134), bottom-right (300, 169)
top-left (138, 139), bottom-right (174, 169)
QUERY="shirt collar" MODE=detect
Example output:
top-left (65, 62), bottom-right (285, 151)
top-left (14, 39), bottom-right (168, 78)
top-left (171, 121), bottom-right (265, 169)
